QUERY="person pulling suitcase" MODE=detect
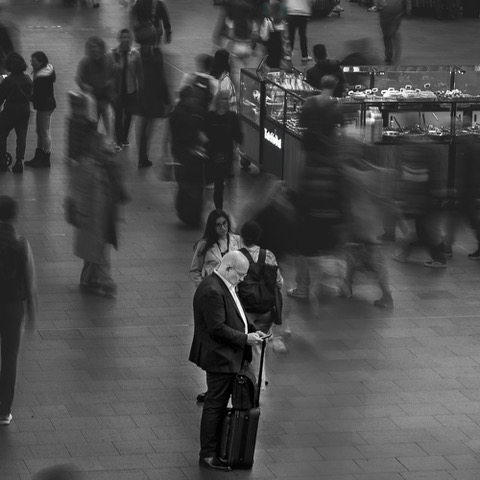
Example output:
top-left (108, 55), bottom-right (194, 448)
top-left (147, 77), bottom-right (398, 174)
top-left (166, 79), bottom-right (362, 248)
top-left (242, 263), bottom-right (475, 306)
top-left (189, 251), bottom-right (267, 471)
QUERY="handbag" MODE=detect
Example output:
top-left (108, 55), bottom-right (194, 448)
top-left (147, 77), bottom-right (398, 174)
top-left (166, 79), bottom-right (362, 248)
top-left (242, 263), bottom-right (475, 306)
top-left (231, 340), bottom-right (267, 410)
top-left (231, 363), bottom-right (257, 410)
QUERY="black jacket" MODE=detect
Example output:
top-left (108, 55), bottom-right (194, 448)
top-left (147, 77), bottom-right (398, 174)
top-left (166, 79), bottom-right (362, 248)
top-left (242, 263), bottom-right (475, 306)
top-left (306, 59), bottom-right (345, 98)
top-left (189, 272), bottom-right (255, 373)
top-left (0, 72), bottom-right (32, 116)
top-left (32, 64), bottom-right (56, 111)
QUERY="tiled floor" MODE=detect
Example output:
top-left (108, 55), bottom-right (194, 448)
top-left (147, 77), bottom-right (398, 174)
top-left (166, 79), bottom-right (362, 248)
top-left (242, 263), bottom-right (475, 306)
top-left (1, 0), bottom-right (480, 479)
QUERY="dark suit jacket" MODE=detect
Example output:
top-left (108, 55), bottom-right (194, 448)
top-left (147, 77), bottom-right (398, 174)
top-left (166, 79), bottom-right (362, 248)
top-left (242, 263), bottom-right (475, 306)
top-left (189, 272), bottom-right (256, 374)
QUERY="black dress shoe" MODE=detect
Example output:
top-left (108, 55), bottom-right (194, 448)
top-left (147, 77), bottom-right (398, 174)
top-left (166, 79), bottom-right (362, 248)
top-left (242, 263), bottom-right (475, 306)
top-left (199, 456), bottom-right (231, 471)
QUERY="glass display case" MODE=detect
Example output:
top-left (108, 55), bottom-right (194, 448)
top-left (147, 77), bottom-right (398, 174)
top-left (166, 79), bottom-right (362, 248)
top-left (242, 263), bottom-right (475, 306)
top-left (239, 65), bottom-right (480, 192)
top-left (239, 69), bottom-right (261, 126)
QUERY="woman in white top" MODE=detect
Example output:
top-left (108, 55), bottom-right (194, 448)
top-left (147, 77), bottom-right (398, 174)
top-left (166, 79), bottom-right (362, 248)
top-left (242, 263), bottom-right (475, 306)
top-left (189, 209), bottom-right (242, 287)
top-left (210, 49), bottom-right (237, 112)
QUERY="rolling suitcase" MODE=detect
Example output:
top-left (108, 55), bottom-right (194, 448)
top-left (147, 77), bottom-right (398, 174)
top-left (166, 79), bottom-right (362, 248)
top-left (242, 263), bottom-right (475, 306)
top-left (219, 339), bottom-right (266, 469)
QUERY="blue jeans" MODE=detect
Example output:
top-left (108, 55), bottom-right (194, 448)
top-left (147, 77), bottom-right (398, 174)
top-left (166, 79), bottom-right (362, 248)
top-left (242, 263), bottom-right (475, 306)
top-left (36, 110), bottom-right (54, 153)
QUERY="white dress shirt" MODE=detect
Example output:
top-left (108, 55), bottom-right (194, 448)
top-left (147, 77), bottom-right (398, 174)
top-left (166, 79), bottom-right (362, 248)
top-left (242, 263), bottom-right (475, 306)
top-left (214, 270), bottom-right (248, 334)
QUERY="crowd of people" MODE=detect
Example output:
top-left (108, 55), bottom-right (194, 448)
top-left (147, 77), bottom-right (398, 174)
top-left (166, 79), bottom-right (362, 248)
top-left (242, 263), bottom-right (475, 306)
top-left (1, 0), bottom-right (480, 476)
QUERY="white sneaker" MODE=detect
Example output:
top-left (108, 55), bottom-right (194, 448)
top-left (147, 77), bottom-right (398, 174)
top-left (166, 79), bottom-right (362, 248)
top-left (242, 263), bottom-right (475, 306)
top-left (301, 56), bottom-right (313, 62)
top-left (0, 413), bottom-right (13, 425)
top-left (284, 55), bottom-right (291, 61)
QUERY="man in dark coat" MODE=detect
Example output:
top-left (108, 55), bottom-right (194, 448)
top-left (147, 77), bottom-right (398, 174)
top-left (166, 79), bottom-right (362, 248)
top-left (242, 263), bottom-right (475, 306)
top-left (306, 44), bottom-right (345, 98)
top-left (189, 251), bottom-right (265, 471)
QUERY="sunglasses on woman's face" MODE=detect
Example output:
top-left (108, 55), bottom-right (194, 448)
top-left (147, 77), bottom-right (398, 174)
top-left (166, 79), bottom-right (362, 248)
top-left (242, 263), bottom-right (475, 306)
top-left (215, 220), bottom-right (228, 228)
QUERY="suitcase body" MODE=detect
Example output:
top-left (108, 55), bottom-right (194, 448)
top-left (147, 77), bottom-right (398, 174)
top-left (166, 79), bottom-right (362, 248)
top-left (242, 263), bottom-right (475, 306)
top-left (220, 407), bottom-right (260, 469)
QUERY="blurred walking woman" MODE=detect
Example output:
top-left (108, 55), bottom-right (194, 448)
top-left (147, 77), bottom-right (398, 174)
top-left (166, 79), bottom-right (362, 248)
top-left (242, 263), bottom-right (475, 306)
top-left (189, 209), bottom-right (242, 287)
top-left (0, 52), bottom-right (32, 174)
top-left (25, 51), bottom-right (56, 169)
top-left (206, 90), bottom-right (243, 210)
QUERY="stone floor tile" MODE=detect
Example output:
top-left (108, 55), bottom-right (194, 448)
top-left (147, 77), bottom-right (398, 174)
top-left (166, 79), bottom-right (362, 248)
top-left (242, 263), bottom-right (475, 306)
top-left (356, 443), bottom-right (428, 459)
top-left (355, 457), bottom-right (407, 473)
top-left (400, 473), bottom-right (455, 480)
top-left (398, 456), bottom-right (456, 471)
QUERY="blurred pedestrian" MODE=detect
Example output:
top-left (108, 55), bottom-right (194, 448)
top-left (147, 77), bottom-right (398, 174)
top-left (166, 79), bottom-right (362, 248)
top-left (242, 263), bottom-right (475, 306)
top-left (190, 209), bottom-right (242, 288)
top-left (75, 37), bottom-right (117, 150)
top-left (68, 134), bottom-right (129, 297)
top-left (0, 7), bottom-right (15, 74)
top-left (288, 75), bottom-right (344, 299)
top-left (0, 52), bottom-right (32, 174)
top-left (379, 0), bottom-right (405, 64)
top-left (391, 137), bottom-right (447, 268)
top-left (25, 51), bottom-right (56, 169)
top-left (306, 44), bottom-right (345, 97)
top-left (340, 138), bottom-right (394, 309)
top-left (206, 90), bottom-right (243, 210)
top-left (108, 29), bottom-right (143, 149)
top-left (169, 85), bottom-right (206, 227)
top-left (285, 0), bottom-right (313, 62)
top-left (131, 0), bottom-right (172, 47)
top-left (0, 195), bottom-right (37, 426)
top-left (135, 45), bottom-right (170, 168)
top-left (213, 0), bottom-right (259, 85)
top-left (259, 0), bottom-right (290, 68)
top-left (210, 49), bottom-right (237, 112)
top-left (182, 53), bottom-right (217, 123)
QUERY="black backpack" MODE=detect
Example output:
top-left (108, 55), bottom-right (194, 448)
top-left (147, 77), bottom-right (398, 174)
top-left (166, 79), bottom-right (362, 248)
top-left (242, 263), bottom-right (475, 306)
top-left (0, 233), bottom-right (27, 302)
top-left (237, 248), bottom-right (277, 314)
top-left (191, 74), bottom-right (213, 118)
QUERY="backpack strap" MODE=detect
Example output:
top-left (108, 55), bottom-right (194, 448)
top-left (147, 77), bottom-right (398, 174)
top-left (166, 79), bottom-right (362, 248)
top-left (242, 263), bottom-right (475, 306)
top-left (239, 247), bottom-right (254, 265)
top-left (258, 248), bottom-right (267, 265)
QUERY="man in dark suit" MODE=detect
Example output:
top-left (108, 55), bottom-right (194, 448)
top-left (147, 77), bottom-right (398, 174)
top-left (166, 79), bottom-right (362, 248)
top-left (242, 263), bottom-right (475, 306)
top-left (189, 251), bottom-right (266, 471)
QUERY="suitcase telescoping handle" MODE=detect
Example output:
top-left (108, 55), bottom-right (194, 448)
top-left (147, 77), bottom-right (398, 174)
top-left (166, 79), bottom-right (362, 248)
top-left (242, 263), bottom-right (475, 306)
top-left (256, 339), bottom-right (267, 407)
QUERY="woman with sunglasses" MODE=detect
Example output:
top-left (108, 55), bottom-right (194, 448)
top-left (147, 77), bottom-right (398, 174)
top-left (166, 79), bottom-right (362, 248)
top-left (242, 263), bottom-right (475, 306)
top-left (189, 209), bottom-right (242, 288)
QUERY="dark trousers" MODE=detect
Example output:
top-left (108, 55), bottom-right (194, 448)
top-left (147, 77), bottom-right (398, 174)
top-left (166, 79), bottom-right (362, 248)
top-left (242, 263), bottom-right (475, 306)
top-left (415, 216), bottom-right (446, 263)
top-left (0, 111), bottom-right (30, 162)
top-left (287, 15), bottom-right (308, 58)
top-left (212, 161), bottom-right (230, 210)
top-left (380, 15), bottom-right (402, 62)
top-left (0, 302), bottom-right (23, 415)
top-left (114, 92), bottom-right (135, 145)
top-left (136, 116), bottom-right (154, 163)
top-left (200, 372), bottom-right (235, 458)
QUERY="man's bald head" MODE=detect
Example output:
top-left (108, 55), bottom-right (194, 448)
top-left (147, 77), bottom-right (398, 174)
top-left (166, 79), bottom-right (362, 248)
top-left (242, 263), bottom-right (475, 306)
top-left (217, 251), bottom-right (249, 286)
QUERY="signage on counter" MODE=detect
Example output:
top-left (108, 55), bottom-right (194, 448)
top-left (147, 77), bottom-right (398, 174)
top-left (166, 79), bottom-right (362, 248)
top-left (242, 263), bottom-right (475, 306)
top-left (264, 128), bottom-right (282, 149)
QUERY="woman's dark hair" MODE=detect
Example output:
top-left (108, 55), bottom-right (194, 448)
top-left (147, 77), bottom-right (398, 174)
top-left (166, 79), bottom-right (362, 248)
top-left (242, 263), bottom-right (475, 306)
top-left (210, 49), bottom-right (231, 79)
top-left (196, 209), bottom-right (232, 256)
top-left (5, 52), bottom-right (27, 74)
top-left (0, 195), bottom-right (18, 222)
top-left (241, 220), bottom-right (262, 247)
top-left (31, 51), bottom-right (49, 69)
